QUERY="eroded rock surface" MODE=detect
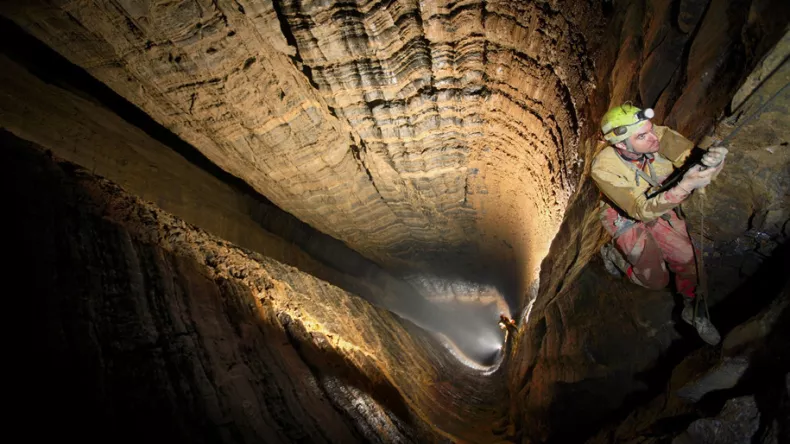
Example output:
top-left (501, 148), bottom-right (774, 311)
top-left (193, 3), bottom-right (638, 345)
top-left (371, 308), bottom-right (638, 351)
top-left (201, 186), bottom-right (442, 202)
top-left (8, 136), bottom-right (509, 443)
top-left (0, 23), bottom-right (511, 363)
top-left (2, 0), bottom-right (789, 442)
top-left (584, 280), bottom-right (789, 444)
top-left (0, 0), bottom-right (603, 300)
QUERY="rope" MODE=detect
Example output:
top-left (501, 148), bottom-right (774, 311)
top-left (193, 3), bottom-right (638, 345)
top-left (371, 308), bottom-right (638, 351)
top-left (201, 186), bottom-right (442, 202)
top-left (692, 193), bottom-right (711, 323)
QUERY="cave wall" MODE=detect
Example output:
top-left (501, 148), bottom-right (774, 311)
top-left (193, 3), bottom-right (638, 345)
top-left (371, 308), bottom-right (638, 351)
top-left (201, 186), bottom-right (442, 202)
top-left (0, 24), bottom-right (517, 357)
top-left (590, 0), bottom-right (790, 141)
top-left (0, 11), bottom-right (430, 305)
top-left (7, 135), bottom-right (510, 443)
top-left (2, 0), bottom-right (788, 442)
top-left (682, 34), bottom-right (790, 311)
top-left (0, 51), bottom-right (344, 290)
top-left (585, 280), bottom-right (789, 443)
top-left (0, 0), bottom-right (603, 301)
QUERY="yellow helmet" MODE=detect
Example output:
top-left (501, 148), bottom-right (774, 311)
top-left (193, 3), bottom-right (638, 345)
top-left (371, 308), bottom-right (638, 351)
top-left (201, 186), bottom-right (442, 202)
top-left (601, 104), bottom-right (655, 144)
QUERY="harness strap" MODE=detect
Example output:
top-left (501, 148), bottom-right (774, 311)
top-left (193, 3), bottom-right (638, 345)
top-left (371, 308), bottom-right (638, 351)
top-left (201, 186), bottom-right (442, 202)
top-left (616, 153), bottom-right (661, 188)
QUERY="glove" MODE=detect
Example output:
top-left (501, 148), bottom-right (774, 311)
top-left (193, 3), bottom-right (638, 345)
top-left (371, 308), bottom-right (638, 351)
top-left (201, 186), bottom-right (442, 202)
top-left (678, 164), bottom-right (717, 191)
top-left (701, 146), bottom-right (728, 168)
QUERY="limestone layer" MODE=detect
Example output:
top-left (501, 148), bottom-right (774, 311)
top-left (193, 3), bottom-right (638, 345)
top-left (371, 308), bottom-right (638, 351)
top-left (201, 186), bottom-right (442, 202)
top-left (9, 136), bottom-right (508, 443)
top-left (0, 0), bottom-right (599, 296)
top-left (0, 46), bottom-right (504, 360)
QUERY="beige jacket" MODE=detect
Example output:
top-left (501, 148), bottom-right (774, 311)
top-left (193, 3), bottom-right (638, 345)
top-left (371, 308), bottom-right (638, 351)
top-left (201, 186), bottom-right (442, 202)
top-left (591, 125), bottom-right (695, 222)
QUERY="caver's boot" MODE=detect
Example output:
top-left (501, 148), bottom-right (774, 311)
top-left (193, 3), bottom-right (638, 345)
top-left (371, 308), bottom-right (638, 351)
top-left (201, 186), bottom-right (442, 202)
top-left (682, 297), bottom-right (721, 346)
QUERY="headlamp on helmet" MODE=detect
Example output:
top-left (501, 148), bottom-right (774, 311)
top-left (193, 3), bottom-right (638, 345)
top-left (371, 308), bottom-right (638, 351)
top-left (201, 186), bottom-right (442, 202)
top-left (601, 104), bottom-right (655, 144)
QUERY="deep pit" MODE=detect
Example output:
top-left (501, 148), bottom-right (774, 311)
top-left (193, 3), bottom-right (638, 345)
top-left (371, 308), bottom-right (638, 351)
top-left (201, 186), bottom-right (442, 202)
top-left (3, 1), bottom-right (789, 443)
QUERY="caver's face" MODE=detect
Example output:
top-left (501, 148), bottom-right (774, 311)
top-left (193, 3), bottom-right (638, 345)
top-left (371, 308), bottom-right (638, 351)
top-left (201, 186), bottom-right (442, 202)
top-left (616, 121), bottom-right (659, 154)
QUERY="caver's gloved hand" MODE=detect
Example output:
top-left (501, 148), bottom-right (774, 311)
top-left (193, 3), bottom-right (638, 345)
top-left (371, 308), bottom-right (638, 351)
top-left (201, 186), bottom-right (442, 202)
top-left (678, 164), bottom-right (718, 191)
top-left (668, 146), bottom-right (727, 196)
top-left (701, 146), bottom-right (728, 169)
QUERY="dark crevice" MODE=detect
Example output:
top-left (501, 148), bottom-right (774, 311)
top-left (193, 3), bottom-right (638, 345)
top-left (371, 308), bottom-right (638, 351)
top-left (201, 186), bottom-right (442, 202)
top-left (209, 0), bottom-right (230, 27)
top-left (349, 140), bottom-right (383, 198)
top-left (463, 176), bottom-right (470, 206)
top-left (709, 242), bottom-right (790, 336)
top-left (166, 77), bottom-right (222, 92)
top-left (188, 92), bottom-right (198, 114)
top-left (277, 311), bottom-right (416, 439)
top-left (242, 56), bottom-right (256, 70)
top-left (232, 0), bottom-right (245, 14)
top-left (271, 0), bottom-right (321, 90)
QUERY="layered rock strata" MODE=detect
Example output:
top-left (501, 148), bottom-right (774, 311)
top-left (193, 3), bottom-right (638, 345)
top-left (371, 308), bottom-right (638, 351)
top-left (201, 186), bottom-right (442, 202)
top-left (2, 0), bottom-right (789, 442)
top-left (0, 0), bottom-right (600, 301)
top-left (8, 136), bottom-right (509, 443)
top-left (0, 27), bottom-right (507, 362)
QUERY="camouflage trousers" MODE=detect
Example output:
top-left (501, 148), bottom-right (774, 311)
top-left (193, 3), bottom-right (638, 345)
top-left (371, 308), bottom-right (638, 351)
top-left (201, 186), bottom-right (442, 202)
top-left (601, 206), bottom-right (698, 298)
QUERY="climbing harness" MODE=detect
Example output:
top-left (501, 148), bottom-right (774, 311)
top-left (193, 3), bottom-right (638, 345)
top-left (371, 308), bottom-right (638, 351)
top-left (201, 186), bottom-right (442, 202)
top-left (615, 152), bottom-right (660, 188)
top-left (613, 152), bottom-right (676, 228)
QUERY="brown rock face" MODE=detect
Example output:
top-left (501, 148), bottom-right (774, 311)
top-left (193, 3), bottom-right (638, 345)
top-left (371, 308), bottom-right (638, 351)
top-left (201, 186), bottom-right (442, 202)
top-left (0, 35), bottom-right (506, 363)
top-left (3, 0), bottom-right (789, 443)
top-left (8, 135), bottom-right (507, 443)
top-left (0, 0), bottom-right (601, 301)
